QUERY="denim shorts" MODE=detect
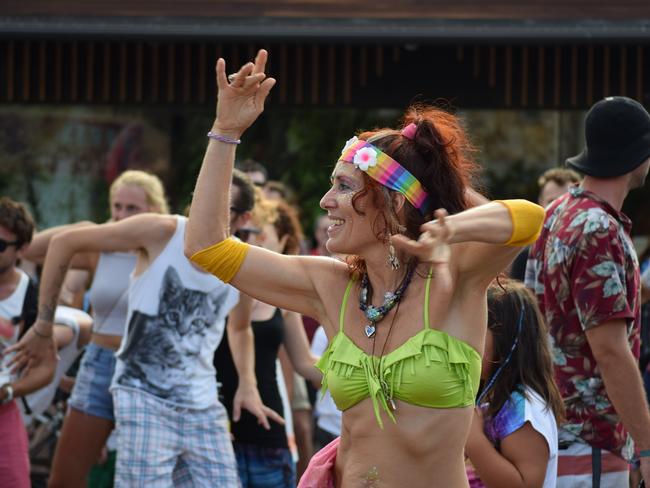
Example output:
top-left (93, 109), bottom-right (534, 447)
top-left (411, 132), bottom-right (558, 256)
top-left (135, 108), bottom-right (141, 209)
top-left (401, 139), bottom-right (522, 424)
top-left (68, 342), bottom-right (117, 421)
top-left (234, 443), bottom-right (295, 488)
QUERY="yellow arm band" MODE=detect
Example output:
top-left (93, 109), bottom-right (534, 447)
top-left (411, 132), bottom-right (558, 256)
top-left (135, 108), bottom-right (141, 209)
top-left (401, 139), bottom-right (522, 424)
top-left (494, 199), bottom-right (545, 246)
top-left (190, 237), bottom-right (250, 283)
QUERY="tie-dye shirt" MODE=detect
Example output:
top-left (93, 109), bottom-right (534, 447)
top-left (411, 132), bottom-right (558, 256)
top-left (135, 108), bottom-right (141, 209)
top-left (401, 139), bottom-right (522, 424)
top-left (525, 187), bottom-right (640, 460)
top-left (467, 387), bottom-right (558, 488)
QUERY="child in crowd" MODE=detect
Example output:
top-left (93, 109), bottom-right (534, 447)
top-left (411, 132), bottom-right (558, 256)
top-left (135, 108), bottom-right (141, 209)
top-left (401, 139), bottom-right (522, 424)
top-left (465, 279), bottom-right (564, 488)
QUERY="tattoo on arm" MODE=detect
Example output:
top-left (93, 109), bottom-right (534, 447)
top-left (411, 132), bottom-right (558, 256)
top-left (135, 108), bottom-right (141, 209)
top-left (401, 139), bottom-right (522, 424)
top-left (38, 263), bottom-right (68, 323)
top-left (37, 304), bottom-right (55, 322)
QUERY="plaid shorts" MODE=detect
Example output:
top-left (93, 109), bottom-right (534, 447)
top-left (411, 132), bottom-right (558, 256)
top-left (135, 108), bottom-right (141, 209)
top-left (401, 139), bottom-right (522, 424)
top-left (113, 388), bottom-right (239, 487)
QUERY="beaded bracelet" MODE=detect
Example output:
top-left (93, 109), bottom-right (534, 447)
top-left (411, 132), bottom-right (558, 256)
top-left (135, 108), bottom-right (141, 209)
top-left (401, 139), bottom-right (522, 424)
top-left (207, 131), bottom-right (241, 145)
top-left (640, 449), bottom-right (650, 458)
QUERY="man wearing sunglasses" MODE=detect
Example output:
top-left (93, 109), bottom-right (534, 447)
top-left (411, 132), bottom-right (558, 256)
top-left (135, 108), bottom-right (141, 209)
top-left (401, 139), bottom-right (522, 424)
top-left (0, 197), bottom-right (56, 488)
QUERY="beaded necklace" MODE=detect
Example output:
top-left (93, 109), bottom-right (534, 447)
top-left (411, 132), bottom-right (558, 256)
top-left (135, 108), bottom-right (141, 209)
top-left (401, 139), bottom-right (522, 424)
top-left (358, 264), bottom-right (416, 338)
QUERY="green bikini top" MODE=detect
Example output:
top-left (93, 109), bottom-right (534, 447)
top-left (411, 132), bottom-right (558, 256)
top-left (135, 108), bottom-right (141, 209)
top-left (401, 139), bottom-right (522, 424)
top-left (315, 272), bottom-right (482, 428)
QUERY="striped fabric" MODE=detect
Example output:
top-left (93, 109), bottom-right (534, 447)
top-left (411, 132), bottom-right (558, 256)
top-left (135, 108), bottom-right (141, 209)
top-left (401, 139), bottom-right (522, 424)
top-left (340, 139), bottom-right (431, 214)
top-left (557, 442), bottom-right (629, 488)
top-left (113, 388), bottom-right (239, 487)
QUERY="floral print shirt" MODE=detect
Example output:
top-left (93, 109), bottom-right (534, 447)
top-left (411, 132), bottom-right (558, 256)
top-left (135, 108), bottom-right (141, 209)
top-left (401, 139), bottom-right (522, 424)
top-left (525, 186), bottom-right (640, 460)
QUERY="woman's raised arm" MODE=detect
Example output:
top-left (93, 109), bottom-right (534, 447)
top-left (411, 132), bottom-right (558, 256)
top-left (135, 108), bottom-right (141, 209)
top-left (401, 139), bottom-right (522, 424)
top-left (185, 50), bottom-right (345, 323)
top-left (185, 50), bottom-right (275, 253)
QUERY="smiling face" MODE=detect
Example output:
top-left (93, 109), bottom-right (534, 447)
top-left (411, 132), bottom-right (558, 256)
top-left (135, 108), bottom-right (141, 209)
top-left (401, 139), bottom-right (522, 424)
top-left (319, 162), bottom-right (383, 256)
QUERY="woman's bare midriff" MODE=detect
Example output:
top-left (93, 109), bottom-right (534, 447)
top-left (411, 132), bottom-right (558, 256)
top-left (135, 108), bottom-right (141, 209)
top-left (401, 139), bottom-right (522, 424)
top-left (335, 401), bottom-right (473, 488)
top-left (90, 332), bottom-right (122, 350)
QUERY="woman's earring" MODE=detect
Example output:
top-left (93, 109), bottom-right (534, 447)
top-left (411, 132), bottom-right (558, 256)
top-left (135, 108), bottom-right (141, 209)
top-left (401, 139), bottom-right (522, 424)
top-left (388, 241), bottom-right (400, 270)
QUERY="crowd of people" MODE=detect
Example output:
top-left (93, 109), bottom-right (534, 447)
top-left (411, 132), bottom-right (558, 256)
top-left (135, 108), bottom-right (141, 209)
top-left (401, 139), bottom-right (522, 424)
top-left (1, 48), bottom-right (650, 488)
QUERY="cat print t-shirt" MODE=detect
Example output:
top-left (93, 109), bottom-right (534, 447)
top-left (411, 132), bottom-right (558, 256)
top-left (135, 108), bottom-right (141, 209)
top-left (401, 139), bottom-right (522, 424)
top-left (111, 216), bottom-right (239, 409)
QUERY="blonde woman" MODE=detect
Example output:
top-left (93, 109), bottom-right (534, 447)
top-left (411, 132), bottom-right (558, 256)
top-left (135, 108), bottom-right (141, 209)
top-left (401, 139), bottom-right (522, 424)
top-left (10, 170), bottom-right (169, 487)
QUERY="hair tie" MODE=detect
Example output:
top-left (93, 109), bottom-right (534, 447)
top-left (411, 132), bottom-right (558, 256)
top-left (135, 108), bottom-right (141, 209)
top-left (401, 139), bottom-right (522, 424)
top-left (401, 123), bottom-right (417, 140)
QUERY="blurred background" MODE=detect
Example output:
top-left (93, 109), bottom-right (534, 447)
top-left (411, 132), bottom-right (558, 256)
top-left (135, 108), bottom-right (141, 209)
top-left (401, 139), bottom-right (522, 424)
top-left (1, 0), bottom-right (650, 239)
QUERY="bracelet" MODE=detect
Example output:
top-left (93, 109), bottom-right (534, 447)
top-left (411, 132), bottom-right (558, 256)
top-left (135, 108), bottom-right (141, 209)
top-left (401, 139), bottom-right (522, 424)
top-left (32, 325), bottom-right (53, 338)
top-left (640, 449), bottom-right (650, 458)
top-left (207, 131), bottom-right (241, 145)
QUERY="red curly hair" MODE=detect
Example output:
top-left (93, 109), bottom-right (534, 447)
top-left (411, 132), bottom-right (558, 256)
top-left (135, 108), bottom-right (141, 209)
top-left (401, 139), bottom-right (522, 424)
top-left (344, 105), bottom-right (479, 277)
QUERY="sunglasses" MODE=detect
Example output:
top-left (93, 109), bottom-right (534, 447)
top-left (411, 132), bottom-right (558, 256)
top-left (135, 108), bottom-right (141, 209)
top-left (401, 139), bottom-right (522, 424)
top-left (235, 228), bottom-right (261, 242)
top-left (0, 238), bottom-right (19, 253)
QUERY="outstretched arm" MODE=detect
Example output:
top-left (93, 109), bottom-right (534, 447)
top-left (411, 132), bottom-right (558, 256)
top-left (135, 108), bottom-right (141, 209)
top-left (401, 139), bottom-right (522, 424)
top-left (392, 201), bottom-right (544, 288)
top-left (23, 221), bottom-right (97, 268)
top-left (6, 214), bottom-right (175, 370)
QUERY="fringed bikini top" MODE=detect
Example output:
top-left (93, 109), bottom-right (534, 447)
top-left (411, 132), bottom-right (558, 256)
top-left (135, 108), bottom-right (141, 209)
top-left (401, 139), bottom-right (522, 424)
top-left (315, 272), bottom-right (481, 428)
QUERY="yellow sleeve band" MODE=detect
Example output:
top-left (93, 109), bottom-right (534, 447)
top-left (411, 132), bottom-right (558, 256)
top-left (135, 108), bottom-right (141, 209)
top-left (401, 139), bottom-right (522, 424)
top-left (190, 237), bottom-right (250, 283)
top-left (494, 199), bottom-right (545, 246)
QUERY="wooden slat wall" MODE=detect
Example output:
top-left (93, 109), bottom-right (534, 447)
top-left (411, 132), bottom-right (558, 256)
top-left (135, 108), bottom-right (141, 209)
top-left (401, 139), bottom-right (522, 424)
top-left (6, 0), bottom-right (650, 19)
top-left (1, 40), bottom-right (648, 109)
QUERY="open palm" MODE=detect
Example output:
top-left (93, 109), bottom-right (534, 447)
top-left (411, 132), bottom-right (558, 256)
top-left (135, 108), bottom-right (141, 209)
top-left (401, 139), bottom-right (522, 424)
top-left (213, 50), bottom-right (276, 136)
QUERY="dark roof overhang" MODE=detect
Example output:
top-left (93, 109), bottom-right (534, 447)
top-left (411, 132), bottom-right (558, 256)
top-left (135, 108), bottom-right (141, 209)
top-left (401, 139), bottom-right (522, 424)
top-left (2, 16), bottom-right (650, 43)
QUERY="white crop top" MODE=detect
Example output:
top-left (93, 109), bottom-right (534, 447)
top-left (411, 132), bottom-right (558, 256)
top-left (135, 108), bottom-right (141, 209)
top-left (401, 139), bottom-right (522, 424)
top-left (88, 252), bottom-right (136, 336)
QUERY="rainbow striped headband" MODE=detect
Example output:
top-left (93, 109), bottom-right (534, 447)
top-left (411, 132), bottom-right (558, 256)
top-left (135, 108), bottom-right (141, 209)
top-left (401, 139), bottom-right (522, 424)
top-left (339, 137), bottom-right (432, 215)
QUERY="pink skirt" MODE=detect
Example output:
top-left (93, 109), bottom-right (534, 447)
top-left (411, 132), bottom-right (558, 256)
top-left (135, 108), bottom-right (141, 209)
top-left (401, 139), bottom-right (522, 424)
top-left (298, 436), bottom-right (340, 488)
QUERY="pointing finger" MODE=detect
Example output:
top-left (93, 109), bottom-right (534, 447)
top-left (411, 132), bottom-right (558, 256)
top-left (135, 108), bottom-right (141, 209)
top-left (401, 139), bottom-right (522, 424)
top-left (215, 58), bottom-right (228, 90)
top-left (252, 49), bottom-right (268, 75)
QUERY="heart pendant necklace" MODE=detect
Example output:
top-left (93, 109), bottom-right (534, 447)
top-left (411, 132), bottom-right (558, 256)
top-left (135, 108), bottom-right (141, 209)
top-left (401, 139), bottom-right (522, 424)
top-left (365, 323), bottom-right (377, 338)
top-left (358, 265), bottom-right (415, 339)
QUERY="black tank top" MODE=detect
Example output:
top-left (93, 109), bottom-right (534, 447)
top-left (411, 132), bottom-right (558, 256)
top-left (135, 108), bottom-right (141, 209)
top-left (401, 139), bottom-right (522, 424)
top-left (214, 307), bottom-right (287, 448)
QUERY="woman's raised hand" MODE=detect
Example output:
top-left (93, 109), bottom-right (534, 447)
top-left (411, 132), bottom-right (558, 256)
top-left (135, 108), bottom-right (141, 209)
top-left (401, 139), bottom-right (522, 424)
top-left (212, 49), bottom-right (276, 137)
top-left (391, 209), bottom-right (453, 264)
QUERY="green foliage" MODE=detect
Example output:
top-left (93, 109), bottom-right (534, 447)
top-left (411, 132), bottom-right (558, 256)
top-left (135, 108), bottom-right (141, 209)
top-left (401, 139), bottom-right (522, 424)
top-left (482, 160), bottom-right (541, 202)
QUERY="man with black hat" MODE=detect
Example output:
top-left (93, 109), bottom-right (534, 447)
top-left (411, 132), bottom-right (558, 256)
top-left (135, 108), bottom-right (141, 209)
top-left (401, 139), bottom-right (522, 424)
top-left (526, 96), bottom-right (650, 487)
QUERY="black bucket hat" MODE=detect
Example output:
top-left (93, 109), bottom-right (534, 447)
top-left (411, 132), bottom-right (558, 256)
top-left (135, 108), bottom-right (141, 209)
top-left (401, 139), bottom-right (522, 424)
top-left (566, 96), bottom-right (650, 178)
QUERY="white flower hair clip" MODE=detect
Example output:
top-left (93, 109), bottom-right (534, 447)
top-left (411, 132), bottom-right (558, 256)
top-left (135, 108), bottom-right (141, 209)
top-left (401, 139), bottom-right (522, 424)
top-left (353, 147), bottom-right (378, 171)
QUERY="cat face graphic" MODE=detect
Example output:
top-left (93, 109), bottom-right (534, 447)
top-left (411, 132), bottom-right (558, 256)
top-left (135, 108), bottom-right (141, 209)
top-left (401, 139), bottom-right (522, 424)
top-left (158, 267), bottom-right (218, 336)
top-left (117, 266), bottom-right (230, 400)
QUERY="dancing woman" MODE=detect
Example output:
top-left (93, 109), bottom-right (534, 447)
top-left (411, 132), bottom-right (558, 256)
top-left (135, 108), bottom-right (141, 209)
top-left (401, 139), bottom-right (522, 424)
top-left (185, 50), bottom-right (545, 487)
